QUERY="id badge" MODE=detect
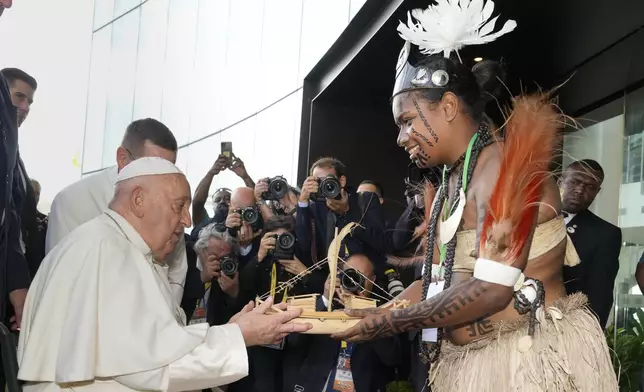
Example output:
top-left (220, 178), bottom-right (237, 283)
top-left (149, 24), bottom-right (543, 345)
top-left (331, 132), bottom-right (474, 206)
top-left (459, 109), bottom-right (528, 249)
top-left (189, 298), bottom-right (208, 325)
top-left (421, 280), bottom-right (445, 343)
top-left (332, 342), bottom-right (355, 391)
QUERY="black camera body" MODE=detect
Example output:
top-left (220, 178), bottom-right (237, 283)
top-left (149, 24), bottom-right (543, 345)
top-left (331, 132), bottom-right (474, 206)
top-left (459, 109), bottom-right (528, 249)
top-left (220, 255), bottom-right (239, 277)
top-left (262, 176), bottom-right (289, 201)
top-left (341, 268), bottom-right (365, 294)
top-left (232, 206), bottom-right (262, 232)
top-left (270, 232), bottom-right (296, 260)
top-left (311, 174), bottom-right (342, 201)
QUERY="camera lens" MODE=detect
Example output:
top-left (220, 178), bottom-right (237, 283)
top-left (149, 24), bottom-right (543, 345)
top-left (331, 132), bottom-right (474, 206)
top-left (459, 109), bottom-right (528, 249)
top-left (320, 176), bottom-right (341, 199)
top-left (341, 268), bottom-right (364, 293)
top-left (221, 257), bottom-right (238, 276)
top-left (241, 207), bottom-right (258, 224)
top-left (269, 178), bottom-right (288, 200)
top-left (277, 232), bottom-right (295, 250)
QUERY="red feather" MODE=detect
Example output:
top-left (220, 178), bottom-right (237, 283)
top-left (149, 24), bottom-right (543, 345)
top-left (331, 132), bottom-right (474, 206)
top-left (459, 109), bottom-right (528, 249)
top-left (479, 95), bottom-right (560, 263)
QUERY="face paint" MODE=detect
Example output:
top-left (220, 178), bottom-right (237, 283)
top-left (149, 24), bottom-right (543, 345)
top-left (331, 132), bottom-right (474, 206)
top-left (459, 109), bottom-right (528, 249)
top-left (411, 128), bottom-right (434, 148)
top-left (412, 99), bottom-right (439, 143)
top-left (416, 151), bottom-right (430, 166)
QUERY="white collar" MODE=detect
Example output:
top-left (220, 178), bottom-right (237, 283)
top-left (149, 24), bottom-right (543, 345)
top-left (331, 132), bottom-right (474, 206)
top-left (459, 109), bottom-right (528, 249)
top-left (104, 209), bottom-right (153, 257)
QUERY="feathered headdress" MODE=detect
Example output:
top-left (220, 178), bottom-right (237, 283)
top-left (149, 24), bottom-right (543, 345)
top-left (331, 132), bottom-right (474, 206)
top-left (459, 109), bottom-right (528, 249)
top-left (397, 0), bottom-right (517, 60)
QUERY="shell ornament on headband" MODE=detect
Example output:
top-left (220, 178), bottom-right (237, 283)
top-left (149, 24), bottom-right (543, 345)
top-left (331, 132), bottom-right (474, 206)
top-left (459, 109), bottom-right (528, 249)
top-left (393, 0), bottom-right (516, 97)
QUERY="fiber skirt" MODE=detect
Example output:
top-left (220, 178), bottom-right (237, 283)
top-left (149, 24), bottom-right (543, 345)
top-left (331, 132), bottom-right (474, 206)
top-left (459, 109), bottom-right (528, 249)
top-left (429, 293), bottom-right (618, 392)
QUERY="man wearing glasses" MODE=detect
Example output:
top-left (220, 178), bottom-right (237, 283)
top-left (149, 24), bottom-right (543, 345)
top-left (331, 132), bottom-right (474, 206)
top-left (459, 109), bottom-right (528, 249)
top-left (45, 118), bottom-right (188, 304)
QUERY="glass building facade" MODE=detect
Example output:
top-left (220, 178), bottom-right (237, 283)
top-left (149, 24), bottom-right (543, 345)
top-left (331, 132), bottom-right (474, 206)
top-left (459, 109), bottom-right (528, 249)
top-left (562, 86), bottom-right (644, 328)
top-left (81, 0), bottom-right (366, 214)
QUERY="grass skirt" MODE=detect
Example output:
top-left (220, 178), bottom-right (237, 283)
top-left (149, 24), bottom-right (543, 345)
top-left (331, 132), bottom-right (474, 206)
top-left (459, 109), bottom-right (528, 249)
top-left (430, 293), bottom-right (618, 392)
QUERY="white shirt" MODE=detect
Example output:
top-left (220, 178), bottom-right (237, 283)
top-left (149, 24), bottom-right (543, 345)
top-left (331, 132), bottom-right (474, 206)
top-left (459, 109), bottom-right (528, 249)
top-left (19, 210), bottom-right (248, 392)
top-left (46, 166), bottom-right (188, 304)
top-left (563, 211), bottom-right (576, 225)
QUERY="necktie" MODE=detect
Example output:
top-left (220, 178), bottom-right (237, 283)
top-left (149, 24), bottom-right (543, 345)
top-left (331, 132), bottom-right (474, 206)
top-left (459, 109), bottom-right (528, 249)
top-left (562, 211), bottom-right (569, 218)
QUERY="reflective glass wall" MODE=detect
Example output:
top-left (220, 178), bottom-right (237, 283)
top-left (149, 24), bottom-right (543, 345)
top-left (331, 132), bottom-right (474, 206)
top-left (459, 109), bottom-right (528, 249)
top-left (81, 0), bottom-right (367, 215)
top-left (562, 86), bottom-right (644, 330)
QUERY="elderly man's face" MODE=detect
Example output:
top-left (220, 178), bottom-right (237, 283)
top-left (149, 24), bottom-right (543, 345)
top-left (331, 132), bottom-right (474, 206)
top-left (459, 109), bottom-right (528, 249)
top-left (143, 174), bottom-right (192, 261)
top-left (204, 236), bottom-right (232, 260)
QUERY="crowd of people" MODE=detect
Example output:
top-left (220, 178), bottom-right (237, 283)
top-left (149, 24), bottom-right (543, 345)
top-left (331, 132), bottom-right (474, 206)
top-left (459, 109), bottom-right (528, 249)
top-left (0, 0), bottom-right (627, 391)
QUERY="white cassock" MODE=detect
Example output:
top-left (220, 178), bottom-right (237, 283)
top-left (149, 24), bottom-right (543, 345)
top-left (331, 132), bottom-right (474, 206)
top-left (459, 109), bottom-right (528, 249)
top-left (18, 209), bottom-right (248, 391)
top-left (45, 166), bottom-right (188, 304)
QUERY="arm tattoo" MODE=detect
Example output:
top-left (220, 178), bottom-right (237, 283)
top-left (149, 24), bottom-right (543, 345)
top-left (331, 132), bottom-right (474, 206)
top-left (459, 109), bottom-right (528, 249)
top-left (359, 314), bottom-right (394, 339)
top-left (385, 280), bottom-right (489, 335)
top-left (464, 318), bottom-right (494, 337)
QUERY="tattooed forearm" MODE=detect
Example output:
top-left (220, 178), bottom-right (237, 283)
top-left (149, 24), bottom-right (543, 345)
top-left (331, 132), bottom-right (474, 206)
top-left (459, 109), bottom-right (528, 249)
top-left (359, 313), bottom-right (394, 339)
top-left (464, 318), bottom-right (494, 337)
top-left (388, 279), bottom-right (491, 333)
top-left (412, 99), bottom-right (439, 143)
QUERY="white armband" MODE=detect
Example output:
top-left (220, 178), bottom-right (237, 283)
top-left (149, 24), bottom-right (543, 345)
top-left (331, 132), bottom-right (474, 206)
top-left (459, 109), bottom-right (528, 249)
top-left (473, 258), bottom-right (522, 287)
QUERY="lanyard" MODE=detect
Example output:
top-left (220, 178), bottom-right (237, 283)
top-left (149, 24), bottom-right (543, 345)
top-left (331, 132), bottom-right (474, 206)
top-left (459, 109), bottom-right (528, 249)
top-left (438, 133), bottom-right (478, 267)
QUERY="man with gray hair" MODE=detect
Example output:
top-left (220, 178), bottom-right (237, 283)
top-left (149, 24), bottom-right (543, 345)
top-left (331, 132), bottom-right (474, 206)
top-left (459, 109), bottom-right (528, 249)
top-left (18, 157), bottom-right (311, 391)
top-left (194, 223), bottom-right (244, 326)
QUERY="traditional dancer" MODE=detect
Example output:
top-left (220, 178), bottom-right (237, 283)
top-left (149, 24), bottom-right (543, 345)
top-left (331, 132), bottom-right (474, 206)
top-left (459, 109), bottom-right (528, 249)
top-left (332, 1), bottom-right (618, 390)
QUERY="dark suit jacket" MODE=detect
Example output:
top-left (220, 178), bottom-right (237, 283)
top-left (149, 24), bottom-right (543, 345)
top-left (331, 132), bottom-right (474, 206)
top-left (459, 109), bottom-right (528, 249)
top-left (0, 74), bottom-right (30, 320)
top-left (17, 157), bottom-right (43, 277)
top-left (282, 297), bottom-right (402, 392)
top-left (295, 190), bottom-right (385, 267)
top-left (563, 209), bottom-right (622, 328)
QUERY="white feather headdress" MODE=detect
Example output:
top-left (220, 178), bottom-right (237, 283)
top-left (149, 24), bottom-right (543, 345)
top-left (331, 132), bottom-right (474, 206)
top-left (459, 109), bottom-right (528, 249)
top-left (397, 0), bottom-right (517, 60)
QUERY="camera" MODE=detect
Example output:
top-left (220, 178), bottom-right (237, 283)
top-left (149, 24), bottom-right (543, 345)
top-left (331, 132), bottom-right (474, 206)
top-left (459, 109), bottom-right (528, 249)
top-left (262, 176), bottom-right (289, 201)
top-left (341, 268), bottom-right (365, 294)
top-left (311, 175), bottom-right (342, 200)
top-left (270, 232), bottom-right (296, 260)
top-left (220, 255), bottom-right (238, 277)
top-left (234, 206), bottom-right (259, 225)
top-left (385, 269), bottom-right (405, 297)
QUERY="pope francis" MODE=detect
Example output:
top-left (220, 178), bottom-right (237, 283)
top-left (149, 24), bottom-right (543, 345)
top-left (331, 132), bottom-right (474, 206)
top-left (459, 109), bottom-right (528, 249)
top-left (17, 157), bottom-right (311, 391)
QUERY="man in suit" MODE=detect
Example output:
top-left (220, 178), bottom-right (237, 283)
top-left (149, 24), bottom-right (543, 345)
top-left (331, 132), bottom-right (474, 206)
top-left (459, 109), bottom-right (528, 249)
top-left (0, 4), bottom-right (34, 387)
top-left (282, 254), bottom-right (403, 392)
top-left (2, 68), bottom-right (44, 277)
top-left (560, 159), bottom-right (622, 329)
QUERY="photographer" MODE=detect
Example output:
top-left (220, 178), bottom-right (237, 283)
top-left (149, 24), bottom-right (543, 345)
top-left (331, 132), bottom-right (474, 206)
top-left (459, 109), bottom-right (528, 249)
top-left (254, 176), bottom-right (299, 220)
top-left (231, 215), bottom-right (325, 392)
top-left (296, 157), bottom-right (385, 266)
top-left (282, 254), bottom-right (403, 391)
top-left (192, 153), bottom-right (254, 227)
top-left (193, 224), bottom-right (241, 326)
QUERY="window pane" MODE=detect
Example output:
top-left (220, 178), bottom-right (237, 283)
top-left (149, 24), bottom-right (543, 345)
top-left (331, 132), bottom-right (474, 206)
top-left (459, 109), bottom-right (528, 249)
top-left (299, 0), bottom-right (350, 80)
top-left (189, 0), bottom-right (231, 142)
top-left (160, 0), bottom-right (199, 147)
top-left (217, 116), bottom-right (258, 188)
top-left (257, 0), bottom-right (303, 108)
top-left (82, 26), bottom-right (112, 173)
top-left (133, 0), bottom-right (170, 120)
top-left (184, 134), bottom-right (220, 227)
top-left (221, 0), bottom-right (265, 127)
top-left (102, 8), bottom-right (141, 167)
top-left (93, 0), bottom-right (115, 30)
top-left (254, 91), bottom-right (301, 183)
top-left (114, 0), bottom-right (141, 19)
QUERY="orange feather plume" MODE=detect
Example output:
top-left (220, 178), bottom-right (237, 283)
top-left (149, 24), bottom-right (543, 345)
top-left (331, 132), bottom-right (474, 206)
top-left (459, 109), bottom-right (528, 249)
top-left (479, 95), bottom-right (560, 263)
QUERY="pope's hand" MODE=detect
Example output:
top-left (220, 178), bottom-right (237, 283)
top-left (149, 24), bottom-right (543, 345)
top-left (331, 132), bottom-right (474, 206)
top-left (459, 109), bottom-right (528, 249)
top-left (231, 297), bottom-right (312, 346)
